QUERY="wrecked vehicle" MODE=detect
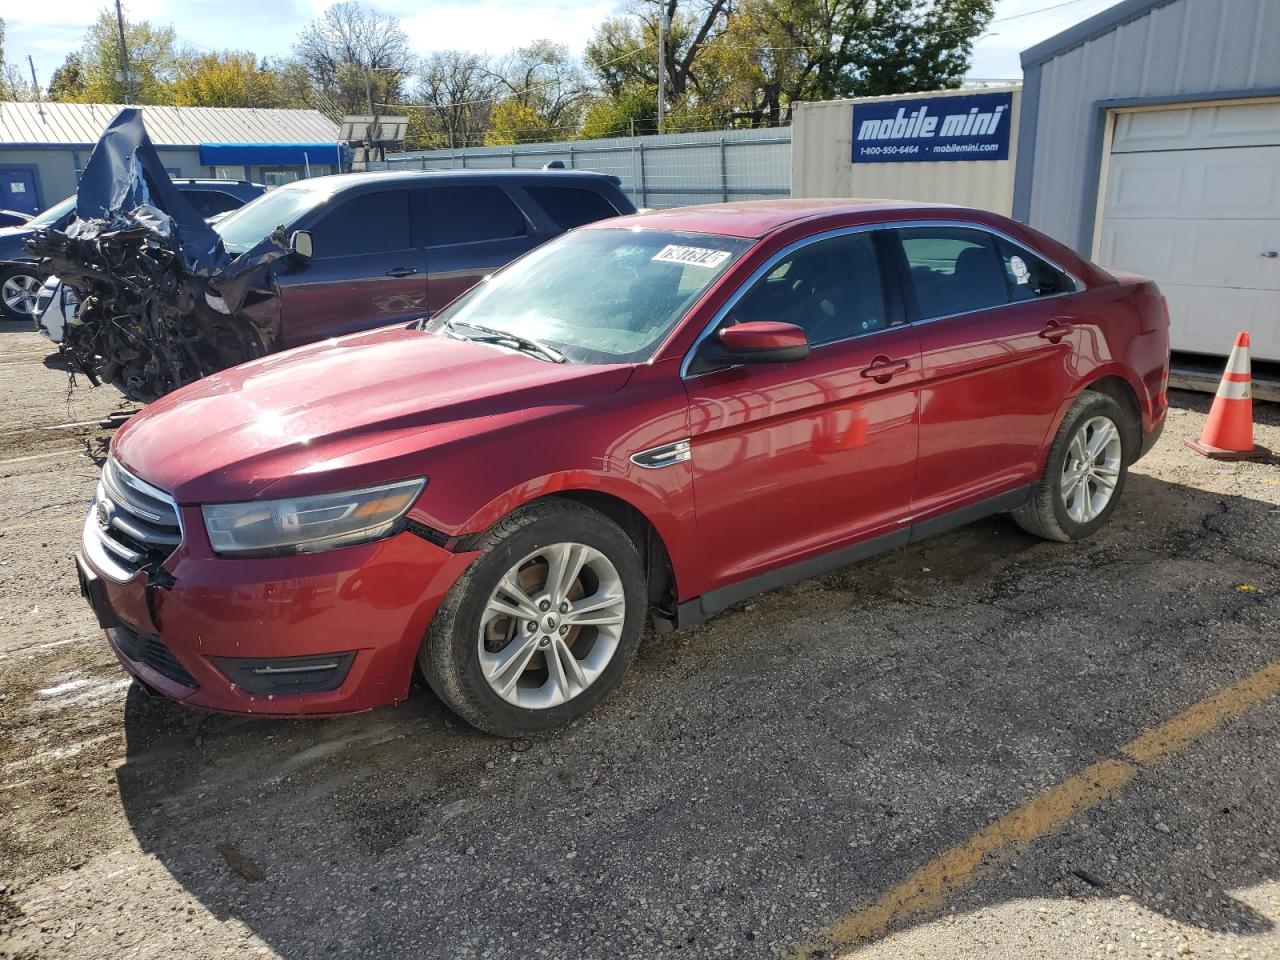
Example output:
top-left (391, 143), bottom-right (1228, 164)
top-left (28, 109), bottom-right (634, 402)
top-left (27, 111), bottom-right (291, 401)
top-left (31, 180), bottom-right (266, 343)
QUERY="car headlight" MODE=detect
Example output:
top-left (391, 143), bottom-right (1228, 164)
top-left (202, 478), bottom-right (425, 557)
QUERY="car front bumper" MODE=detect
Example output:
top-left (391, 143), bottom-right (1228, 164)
top-left (77, 508), bottom-right (476, 716)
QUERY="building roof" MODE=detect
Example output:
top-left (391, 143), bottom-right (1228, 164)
top-left (1021, 0), bottom-right (1180, 67)
top-left (0, 102), bottom-right (339, 147)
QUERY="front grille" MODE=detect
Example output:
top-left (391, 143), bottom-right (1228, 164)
top-left (83, 458), bottom-right (183, 582)
top-left (115, 623), bottom-right (199, 689)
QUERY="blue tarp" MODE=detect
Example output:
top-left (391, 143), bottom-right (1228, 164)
top-left (198, 142), bottom-right (341, 166)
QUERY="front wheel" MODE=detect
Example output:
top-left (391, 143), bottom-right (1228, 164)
top-left (1, 266), bottom-right (43, 320)
top-left (1013, 389), bottom-right (1135, 542)
top-left (420, 500), bottom-right (646, 736)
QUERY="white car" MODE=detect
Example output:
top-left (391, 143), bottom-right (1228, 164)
top-left (33, 276), bottom-right (78, 343)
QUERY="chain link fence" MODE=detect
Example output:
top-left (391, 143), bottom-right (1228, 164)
top-left (366, 127), bottom-right (792, 209)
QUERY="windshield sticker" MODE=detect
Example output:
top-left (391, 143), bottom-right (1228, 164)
top-left (652, 244), bottom-right (731, 269)
top-left (1009, 255), bottom-right (1031, 285)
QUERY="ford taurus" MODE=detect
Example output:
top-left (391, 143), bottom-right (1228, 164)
top-left (76, 200), bottom-right (1170, 735)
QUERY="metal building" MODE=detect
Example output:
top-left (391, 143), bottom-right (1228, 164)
top-left (1014, 0), bottom-right (1280, 360)
top-left (0, 102), bottom-right (341, 216)
top-left (791, 85), bottom-right (1022, 215)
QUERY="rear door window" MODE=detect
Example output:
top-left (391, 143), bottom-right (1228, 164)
top-left (415, 186), bottom-right (527, 246)
top-left (523, 185), bottom-right (620, 230)
top-left (896, 227), bottom-right (1011, 319)
top-left (311, 190), bottom-right (412, 257)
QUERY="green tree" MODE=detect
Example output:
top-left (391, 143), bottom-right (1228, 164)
top-left (586, 0), bottom-right (995, 128)
top-left (48, 53), bottom-right (88, 101)
top-left (485, 99), bottom-right (549, 145)
top-left (579, 85), bottom-right (658, 139)
top-left (170, 51), bottom-right (308, 108)
top-left (586, 0), bottom-right (731, 102)
top-left (76, 10), bottom-right (178, 103)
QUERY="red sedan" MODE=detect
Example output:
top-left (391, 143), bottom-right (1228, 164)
top-left (76, 200), bottom-right (1170, 735)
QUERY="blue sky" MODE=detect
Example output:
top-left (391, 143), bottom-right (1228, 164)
top-left (6, 0), bottom-right (1121, 97)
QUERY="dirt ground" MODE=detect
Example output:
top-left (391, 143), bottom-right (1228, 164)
top-left (1, 315), bottom-right (1277, 960)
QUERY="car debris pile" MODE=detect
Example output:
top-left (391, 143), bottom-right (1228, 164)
top-left (27, 109), bottom-right (291, 402)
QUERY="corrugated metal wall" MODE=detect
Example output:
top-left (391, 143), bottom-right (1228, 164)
top-left (1020, 0), bottom-right (1280, 251)
top-left (368, 127), bottom-right (791, 209)
top-left (790, 86), bottom-right (1021, 214)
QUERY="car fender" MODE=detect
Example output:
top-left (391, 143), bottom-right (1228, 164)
top-left (416, 467), bottom-right (698, 601)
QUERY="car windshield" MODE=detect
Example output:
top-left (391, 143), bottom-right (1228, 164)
top-left (27, 196), bottom-right (77, 229)
top-left (213, 181), bottom-right (335, 254)
top-left (425, 228), bottom-right (751, 364)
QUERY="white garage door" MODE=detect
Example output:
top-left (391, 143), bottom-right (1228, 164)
top-left (1096, 100), bottom-right (1280, 361)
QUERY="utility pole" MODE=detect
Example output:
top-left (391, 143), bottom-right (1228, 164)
top-left (657, 5), bottom-right (668, 134)
top-left (26, 56), bottom-right (44, 118)
top-left (114, 0), bottom-right (133, 103)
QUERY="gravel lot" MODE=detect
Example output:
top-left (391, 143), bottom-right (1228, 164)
top-left (1, 316), bottom-right (1277, 960)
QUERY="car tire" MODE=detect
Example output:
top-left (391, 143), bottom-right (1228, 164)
top-left (1012, 389), bottom-right (1136, 543)
top-left (1, 265), bottom-right (43, 320)
top-left (420, 499), bottom-right (646, 737)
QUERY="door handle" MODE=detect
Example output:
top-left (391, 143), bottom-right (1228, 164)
top-left (1038, 319), bottom-right (1075, 342)
top-left (859, 356), bottom-right (911, 383)
top-left (385, 267), bottom-right (419, 278)
top-left (1262, 251), bottom-right (1279, 259)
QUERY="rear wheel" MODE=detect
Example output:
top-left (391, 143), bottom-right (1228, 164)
top-left (1, 266), bottom-right (42, 320)
top-left (420, 499), bottom-right (645, 736)
top-left (1013, 389), bottom-right (1134, 542)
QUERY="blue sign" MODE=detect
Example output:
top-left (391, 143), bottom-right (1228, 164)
top-left (852, 91), bottom-right (1012, 163)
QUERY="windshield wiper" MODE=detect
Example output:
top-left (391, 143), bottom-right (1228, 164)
top-left (443, 319), bottom-right (567, 364)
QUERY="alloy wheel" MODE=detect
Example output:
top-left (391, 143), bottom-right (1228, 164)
top-left (1061, 415), bottom-right (1122, 523)
top-left (2, 273), bottom-right (40, 316)
top-left (477, 542), bottom-right (626, 710)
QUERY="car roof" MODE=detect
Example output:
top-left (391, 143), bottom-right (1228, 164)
top-left (313, 169), bottom-right (624, 190)
top-left (589, 198), bottom-right (974, 239)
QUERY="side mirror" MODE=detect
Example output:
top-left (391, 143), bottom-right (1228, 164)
top-left (710, 321), bottom-right (809, 364)
top-left (289, 230), bottom-right (313, 260)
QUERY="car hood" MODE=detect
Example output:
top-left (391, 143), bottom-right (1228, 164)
top-left (111, 325), bottom-right (634, 503)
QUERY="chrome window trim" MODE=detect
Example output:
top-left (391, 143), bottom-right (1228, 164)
top-left (678, 218), bottom-right (1087, 379)
top-left (680, 224), bottom-right (883, 380)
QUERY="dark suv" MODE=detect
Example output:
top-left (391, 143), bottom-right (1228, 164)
top-left (210, 170), bottom-right (635, 345)
top-left (0, 179), bottom-right (266, 319)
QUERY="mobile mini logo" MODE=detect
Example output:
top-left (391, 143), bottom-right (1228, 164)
top-left (856, 103), bottom-right (1008, 142)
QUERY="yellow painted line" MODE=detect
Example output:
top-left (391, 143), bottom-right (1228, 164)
top-left (789, 660), bottom-right (1280, 959)
top-left (1121, 660), bottom-right (1280, 766)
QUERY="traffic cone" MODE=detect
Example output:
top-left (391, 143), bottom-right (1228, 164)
top-left (1183, 331), bottom-right (1268, 460)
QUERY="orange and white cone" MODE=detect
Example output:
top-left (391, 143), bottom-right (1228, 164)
top-left (1184, 331), bottom-right (1268, 459)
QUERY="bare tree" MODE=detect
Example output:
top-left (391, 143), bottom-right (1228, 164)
top-left (412, 50), bottom-right (499, 148)
top-left (294, 2), bottom-right (413, 114)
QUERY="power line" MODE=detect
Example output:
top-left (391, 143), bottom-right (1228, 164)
top-left (376, 41), bottom-right (656, 114)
